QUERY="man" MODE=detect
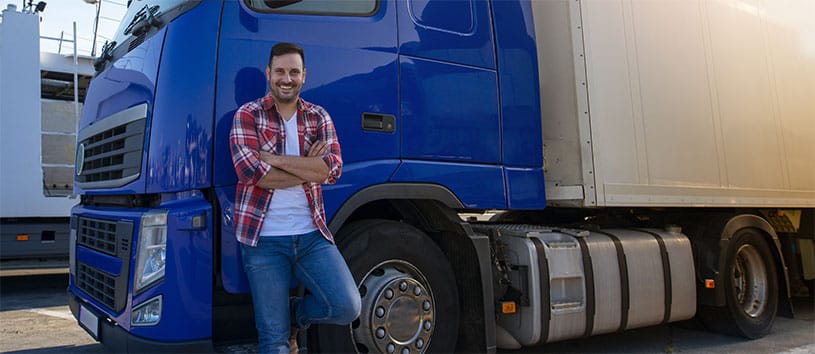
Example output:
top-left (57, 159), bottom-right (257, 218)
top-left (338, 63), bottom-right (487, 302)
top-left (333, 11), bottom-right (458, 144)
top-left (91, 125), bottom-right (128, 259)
top-left (229, 42), bottom-right (360, 354)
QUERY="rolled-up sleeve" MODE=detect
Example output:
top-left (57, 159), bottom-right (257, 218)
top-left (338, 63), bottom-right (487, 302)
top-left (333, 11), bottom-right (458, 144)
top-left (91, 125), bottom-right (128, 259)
top-left (230, 106), bottom-right (272, 185)
top-left (316, 108), bottom-right (342, 185)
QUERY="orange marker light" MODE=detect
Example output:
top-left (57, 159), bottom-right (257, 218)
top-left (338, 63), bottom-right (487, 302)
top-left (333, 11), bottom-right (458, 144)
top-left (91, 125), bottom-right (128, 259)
top-left (16, 234), bottom-right (29, 241)
top-left (501, 301), bottom-right (517, 314)
top-left (705, 279), bottom-right (715, 289)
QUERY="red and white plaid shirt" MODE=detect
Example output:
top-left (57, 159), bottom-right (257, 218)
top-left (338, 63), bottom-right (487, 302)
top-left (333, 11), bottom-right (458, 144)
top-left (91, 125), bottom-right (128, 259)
top-left (229, 94), bottom-right (342, 247)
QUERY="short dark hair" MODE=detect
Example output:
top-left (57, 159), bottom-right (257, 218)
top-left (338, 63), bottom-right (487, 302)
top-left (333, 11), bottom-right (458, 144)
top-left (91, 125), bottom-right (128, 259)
top-left (269, 42), bottom-right (304, 67)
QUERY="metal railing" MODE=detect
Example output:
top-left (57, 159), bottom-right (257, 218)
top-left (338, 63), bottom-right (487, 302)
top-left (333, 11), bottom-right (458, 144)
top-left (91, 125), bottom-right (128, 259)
top-left (39, 22), bottom-right (80, 125)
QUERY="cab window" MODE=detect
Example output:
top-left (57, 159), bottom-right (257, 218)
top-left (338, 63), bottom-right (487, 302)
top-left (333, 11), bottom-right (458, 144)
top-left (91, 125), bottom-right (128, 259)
top-left (245, 0), bottom-right (378, 16)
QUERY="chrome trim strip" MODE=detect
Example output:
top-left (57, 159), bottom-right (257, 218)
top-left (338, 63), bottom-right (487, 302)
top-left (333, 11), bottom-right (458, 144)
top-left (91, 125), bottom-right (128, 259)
top-left (77, 103), bottom-right (148, 142)
top-left (76, 174), bottom-right (140, 189)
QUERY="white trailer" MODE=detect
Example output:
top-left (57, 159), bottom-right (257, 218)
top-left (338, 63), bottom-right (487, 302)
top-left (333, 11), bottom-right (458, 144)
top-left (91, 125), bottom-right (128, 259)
top-left (536, 0), bottom-right (814, 208)
top-left (488, 0), bottom-right (813, 348)
top-left (0, 5), bottom-right (91, 263)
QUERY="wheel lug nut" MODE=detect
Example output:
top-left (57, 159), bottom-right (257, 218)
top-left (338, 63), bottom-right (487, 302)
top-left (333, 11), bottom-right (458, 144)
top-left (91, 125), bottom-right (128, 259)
top-left (376, 306), bottom-right (385, 317)
top-left (417, 339), bottom-right (424, 348)
top-left (387, 343), bottom-right (395, 353)
top-left (413, 287), bottom-right (422, 296)
top-left (399, 281), bottom-right (408, 291)
top-left (385, 289), bottom-right (394, 299)
top-left (376, 327), bottom-right (386, 339)
top-left (401, 348), bottom-right (410, 354)
top-left (424, 321), bottom-right (432, 330)
top-left (423, 300), bottom-right (431, 311)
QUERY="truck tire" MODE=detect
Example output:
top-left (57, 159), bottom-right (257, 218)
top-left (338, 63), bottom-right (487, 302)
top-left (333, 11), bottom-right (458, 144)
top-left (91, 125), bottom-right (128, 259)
top-left (699, 228), bottom-right (778, 338)
top-left (313, 220), bottom-right (459, 353)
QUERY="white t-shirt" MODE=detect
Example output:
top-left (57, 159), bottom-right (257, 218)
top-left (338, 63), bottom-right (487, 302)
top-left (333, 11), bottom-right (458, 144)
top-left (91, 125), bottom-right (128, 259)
top-left (260, 112), bottom-right (317, 236)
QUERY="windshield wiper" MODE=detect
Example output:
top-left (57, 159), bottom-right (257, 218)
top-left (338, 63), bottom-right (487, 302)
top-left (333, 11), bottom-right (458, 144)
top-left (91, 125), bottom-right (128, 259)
top-left (93, 4), bottom-right (161, 72)
top-left (93, 40), bottom-right (117, 73)
top-left (123, 4), bottom-right (161, 37)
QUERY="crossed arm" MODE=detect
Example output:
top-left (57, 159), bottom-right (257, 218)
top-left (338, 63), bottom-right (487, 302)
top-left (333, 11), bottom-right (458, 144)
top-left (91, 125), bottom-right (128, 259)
top-left (256, 141), bottom-right (330, 190)
top-left (231, 105), bottom-right (341, 190)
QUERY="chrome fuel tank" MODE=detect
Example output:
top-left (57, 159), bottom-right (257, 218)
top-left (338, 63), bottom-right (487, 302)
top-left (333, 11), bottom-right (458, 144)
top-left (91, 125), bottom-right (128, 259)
top-left (479, 225), bottom-right (696, 346)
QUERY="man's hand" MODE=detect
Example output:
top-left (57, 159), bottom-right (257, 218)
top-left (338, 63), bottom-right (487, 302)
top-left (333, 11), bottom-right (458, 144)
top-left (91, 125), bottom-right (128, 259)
top-left (257, 151), bottom-right (306, 190)
top-left (258, 140), bottom-right (330, 185)
top-left (259, 140), bottom-right (325, 167)
top-left (308, 140), bottom-right (328, 158)
top-left (260, 151), bottom-right (279, 166)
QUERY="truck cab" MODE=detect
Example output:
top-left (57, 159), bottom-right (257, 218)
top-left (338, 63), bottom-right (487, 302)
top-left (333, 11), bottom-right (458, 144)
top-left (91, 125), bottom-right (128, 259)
top-left (69, 0), bottom-right (537, 351)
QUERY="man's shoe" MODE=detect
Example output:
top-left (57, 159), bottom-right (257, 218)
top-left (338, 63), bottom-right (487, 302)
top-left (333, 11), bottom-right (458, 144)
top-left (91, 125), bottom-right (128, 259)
top-left (289, 326), bottom-right (299, 354)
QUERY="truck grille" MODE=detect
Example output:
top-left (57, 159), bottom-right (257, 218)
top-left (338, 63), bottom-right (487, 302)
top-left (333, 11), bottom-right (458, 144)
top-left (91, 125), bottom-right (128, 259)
top-left (77, 218), bottom-right (118, 256)
top-left (76, 104), bottom-right (147, 189)
top-left (77, 262), bottom-right (117, 310)
top-left (74, 217), bottom-right (133, 313)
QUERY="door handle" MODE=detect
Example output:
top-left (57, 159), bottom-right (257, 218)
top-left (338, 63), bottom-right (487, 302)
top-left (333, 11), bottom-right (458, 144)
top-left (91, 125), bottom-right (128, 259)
top-left (361, 113), bottom-right (395, 133)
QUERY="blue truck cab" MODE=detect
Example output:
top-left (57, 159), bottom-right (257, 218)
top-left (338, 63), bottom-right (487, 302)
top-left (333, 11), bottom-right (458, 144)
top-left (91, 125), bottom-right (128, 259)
top-left (68, 0), bottom-right (543, 352)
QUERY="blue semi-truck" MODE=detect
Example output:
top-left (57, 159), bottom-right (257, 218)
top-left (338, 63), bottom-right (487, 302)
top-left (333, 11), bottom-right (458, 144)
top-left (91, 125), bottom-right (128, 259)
top-left (69, 0), bottom-right (814, 353)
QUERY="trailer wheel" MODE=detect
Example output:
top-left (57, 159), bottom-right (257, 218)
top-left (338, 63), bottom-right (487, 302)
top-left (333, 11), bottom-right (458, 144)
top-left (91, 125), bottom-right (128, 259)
top-left (313, 220), bottom-right (459, 353)
top-left (699, 229), bottom-right (778, 338)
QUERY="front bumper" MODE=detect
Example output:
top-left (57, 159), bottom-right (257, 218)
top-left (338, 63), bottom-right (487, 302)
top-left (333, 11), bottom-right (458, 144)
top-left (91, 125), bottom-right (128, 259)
top-left (69, 293), bottom-right (214, 353)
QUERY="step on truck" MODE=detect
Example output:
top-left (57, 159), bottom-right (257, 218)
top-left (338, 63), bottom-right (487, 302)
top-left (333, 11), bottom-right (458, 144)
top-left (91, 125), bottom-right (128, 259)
top-left (68, 0), bottom-right (814, 352)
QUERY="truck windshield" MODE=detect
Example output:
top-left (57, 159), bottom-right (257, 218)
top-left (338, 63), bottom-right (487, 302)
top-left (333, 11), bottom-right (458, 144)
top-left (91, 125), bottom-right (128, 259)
top-left (112, 0), bottom-right (195, 46)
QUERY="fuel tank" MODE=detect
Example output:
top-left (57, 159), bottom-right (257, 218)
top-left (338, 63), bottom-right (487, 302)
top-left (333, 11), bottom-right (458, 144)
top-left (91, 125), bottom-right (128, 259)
top-left (478, 225), bottom-right (696, 346)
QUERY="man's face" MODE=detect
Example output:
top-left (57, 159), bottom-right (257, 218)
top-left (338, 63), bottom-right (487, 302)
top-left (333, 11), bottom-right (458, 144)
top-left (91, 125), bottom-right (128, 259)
top-left (266, 53), bottom-right (306, 104)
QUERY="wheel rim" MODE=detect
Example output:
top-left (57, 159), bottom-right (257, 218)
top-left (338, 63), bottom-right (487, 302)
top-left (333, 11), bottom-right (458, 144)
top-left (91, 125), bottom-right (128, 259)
top-left (732, 244), bottom-right (768, 318)
top-left (352, 260), bottom-right (435, 354)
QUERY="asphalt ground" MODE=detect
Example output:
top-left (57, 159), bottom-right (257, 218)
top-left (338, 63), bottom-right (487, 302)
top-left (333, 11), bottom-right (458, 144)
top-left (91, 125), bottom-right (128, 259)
top-left (0, 271), bottom-right (812, 353)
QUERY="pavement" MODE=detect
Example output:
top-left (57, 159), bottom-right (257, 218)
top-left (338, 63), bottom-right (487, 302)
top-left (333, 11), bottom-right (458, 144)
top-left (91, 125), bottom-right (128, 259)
top-left (0, 271), bottom-right (812, 353)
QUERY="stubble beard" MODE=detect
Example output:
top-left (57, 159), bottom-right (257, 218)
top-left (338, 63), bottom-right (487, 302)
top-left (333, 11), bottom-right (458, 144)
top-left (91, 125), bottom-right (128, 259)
top-left (270, 82), bottom-right (299, 104)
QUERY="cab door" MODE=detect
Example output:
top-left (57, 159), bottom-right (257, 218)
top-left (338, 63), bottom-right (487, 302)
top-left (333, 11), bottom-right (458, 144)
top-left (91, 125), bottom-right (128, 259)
top-left (395, 0), bottom-right (505, 208)
top-left (213, 0), bottom-right (399, 293)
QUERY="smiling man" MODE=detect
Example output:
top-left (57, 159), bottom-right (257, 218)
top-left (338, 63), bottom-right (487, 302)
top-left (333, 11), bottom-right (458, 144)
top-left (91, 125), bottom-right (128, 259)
top-left (229, 42), bottom-right (360, 354)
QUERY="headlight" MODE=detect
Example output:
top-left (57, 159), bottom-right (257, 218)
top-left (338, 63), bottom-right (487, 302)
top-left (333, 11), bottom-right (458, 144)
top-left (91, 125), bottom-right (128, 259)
top-left (135, 211), bottom-right (168, 292)
top-left (132, 295), bottom-right (162, 326)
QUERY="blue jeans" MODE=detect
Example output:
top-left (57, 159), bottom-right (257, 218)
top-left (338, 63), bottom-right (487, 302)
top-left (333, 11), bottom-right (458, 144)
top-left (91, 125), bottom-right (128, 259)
top-left (240, 231), bottom-right (361, 354)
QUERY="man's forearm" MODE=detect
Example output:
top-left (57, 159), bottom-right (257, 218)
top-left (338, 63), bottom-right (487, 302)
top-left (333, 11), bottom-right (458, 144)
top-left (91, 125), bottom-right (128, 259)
top-left (261, 153), bottom-right (329, 183)
top-left (272, 155), bottom-right (329, 182)
top-left (257, 167), bottom-right (306, 189)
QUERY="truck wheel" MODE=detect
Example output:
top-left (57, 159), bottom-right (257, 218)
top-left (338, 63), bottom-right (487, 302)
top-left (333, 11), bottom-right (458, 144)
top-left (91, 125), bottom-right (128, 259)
top-left (313, 220), bottom-right (459, 353)
top-left (699, 229), bottom-right (778, 338)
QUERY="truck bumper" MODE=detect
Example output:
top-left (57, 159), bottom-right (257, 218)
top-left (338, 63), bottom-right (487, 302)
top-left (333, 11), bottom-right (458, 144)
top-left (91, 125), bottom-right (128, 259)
top-left (68, 293), bottom-right (214, 353)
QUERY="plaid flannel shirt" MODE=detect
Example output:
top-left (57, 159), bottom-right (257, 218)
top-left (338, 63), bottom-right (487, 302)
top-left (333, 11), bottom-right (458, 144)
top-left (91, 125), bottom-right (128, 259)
top-left (229, 94), bottom-right (342, 247)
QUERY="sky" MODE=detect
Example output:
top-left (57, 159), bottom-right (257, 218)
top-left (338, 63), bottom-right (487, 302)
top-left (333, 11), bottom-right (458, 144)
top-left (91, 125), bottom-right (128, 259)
top-left (23, 0), bottom-right (127, 56)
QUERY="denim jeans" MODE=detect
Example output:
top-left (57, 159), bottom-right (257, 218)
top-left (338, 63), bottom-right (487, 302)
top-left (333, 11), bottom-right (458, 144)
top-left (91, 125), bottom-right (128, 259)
top-left (240, 230), bottom-right (361, 354)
